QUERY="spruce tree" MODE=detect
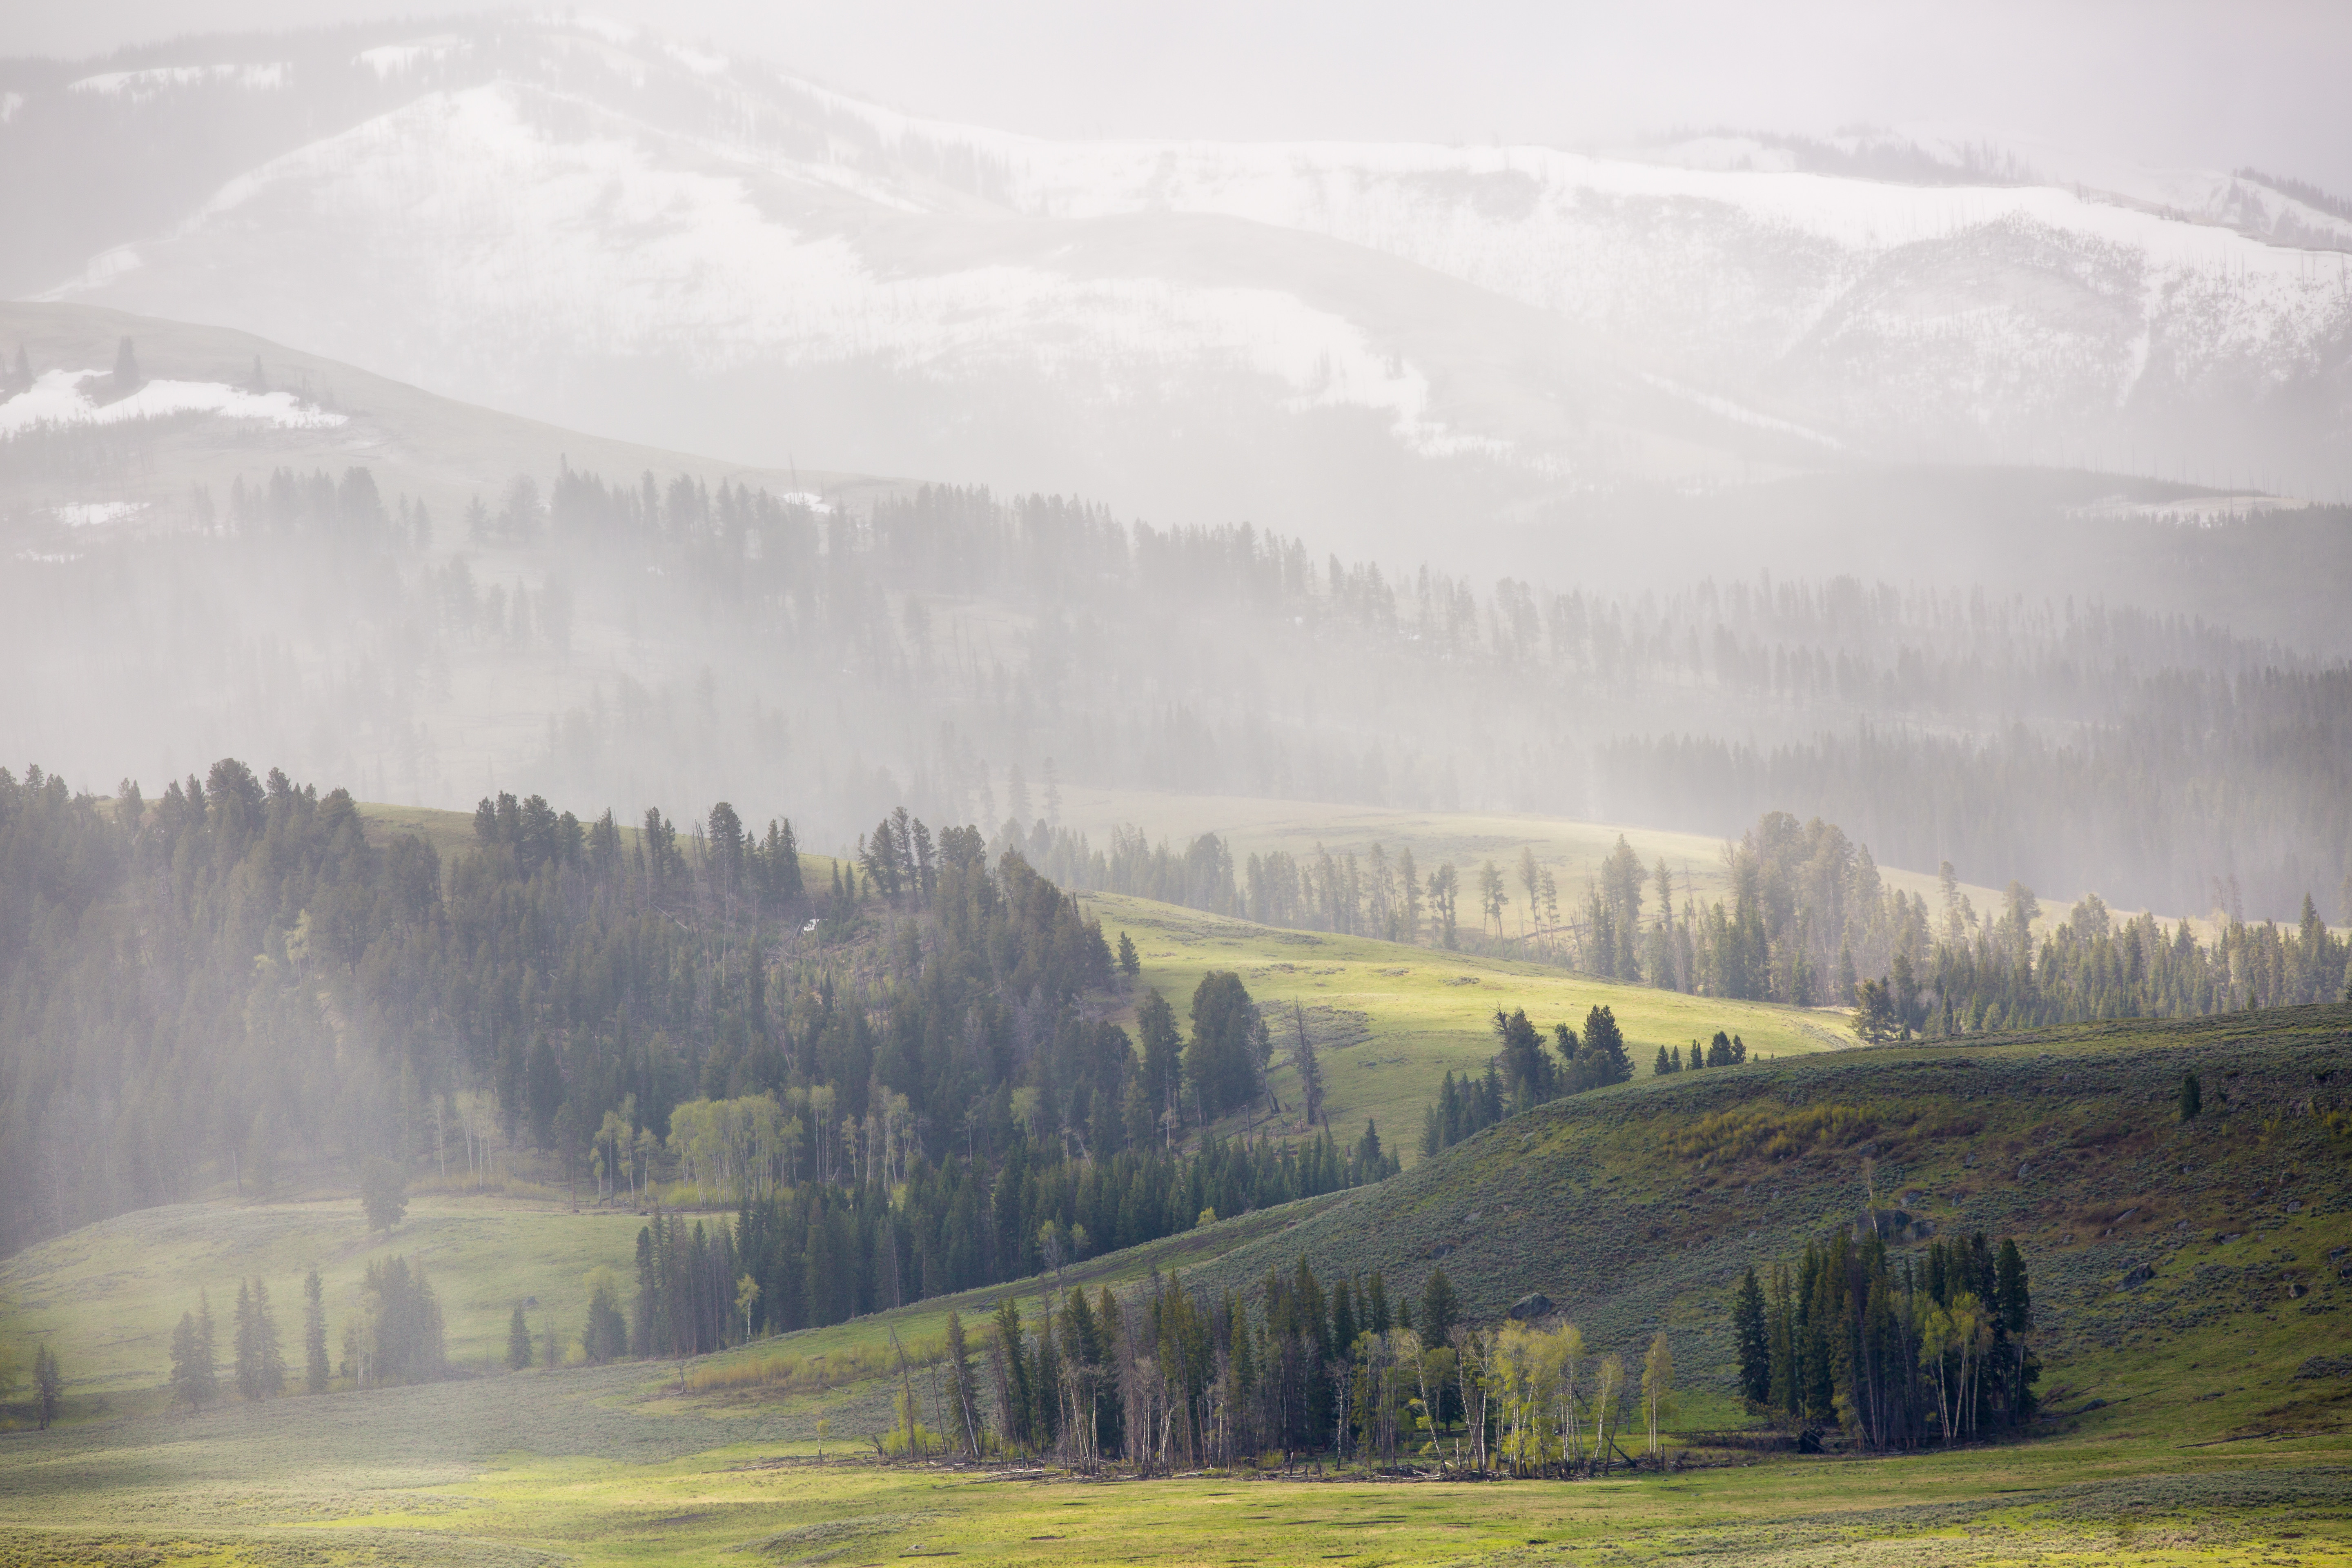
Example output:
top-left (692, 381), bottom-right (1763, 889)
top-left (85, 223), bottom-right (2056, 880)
top-left (1419, 1268), bottom-right (1459, 1346)
top-left (111, 335), bottom-right (142, 397)
top-left (304, 1270), bottom-right (330, 1393)
top-left (1731, 1267), bottom-right (1770, 1404)
top-left (32, 1343), bottom-right (60, 1429)
top-left (508, 1302), bottom-right (533, 1370)
top-left (197, 1291), bottom-right (218, 1403)
top-left (234, 1280), bottom-right (261, 1399)
top-left (943, 1309), bottom-right (983, 1458)
top-left (2178, 1071), bottom-right (2202, 1121)
top-left (1580, 1005), bottom-right (1633, 1086)
top-left (1116, 930), bottom-right (1140, 977)
top-left (361, 1158), bottom-right (407, 1231)
top-left (258, 1280), bottom-right (284, 1396)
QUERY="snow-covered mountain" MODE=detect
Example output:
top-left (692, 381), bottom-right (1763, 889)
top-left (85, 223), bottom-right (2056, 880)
top-left (6, 18), bottom-right (2349, 548)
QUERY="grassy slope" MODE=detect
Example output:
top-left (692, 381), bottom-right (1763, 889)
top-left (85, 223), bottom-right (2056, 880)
top-left (2, 1015), bottom-right (2350, 1564)
top-left (0, 1187), bottom-right (648, 1398)
top-left (1087, 889), bottom-right (1858, 1161)
top-left (1183, 1005), bottom-right (2352, 1446)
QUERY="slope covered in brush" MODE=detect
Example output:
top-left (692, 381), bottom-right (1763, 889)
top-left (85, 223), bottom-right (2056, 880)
top-left (1185, 1006), bottom-right (2352, 1439)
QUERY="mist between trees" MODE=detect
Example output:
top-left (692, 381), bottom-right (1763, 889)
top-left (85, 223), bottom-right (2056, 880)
top-left (1025, 807), bottom-right (2351, 1035)
top-left (0, 760), bottom-right (1401, 1263)
top-left (7, 448), bottom-right (2348, 922)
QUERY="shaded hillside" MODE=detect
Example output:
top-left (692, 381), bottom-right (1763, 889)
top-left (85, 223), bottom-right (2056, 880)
top-left (1187, 1006), bottom-right (2352, 1434)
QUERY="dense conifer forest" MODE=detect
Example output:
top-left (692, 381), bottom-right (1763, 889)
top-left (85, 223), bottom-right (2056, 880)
top-left (0, 758), bottom-right (1390, 1259)
top-left (9, 441), bottom-right (2350, 922)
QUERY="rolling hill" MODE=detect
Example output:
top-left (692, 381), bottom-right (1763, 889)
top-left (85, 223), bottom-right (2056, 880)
top-left (2, 1009), bottom-right (2346, 1567)
top-left (1185, 1004), bottom-right (2352, 1444)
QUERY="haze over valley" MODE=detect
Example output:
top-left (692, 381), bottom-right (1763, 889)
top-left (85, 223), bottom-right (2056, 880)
top-left (2, 8), bottom-right (2351, 1566)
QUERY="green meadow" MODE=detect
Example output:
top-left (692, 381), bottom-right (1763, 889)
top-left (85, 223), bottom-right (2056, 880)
top-left (1082, 889), bottom-right (1858, 1160)
top-left (6, 1011), bottom-right (2348, 1565)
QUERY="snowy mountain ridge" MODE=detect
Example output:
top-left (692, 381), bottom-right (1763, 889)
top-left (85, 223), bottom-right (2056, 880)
top-left (4, 17), bottom-right (2349, 546)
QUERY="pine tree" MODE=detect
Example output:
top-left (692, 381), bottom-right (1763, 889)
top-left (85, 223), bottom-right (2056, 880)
top-left (197, 1291), bottom-right (218, 1401)
top-left (234, 1280), bottom-right (261, 1399)
top-left (111, 335), bottom-right (142, 397)
top-left (1731, 1267), bottom-right (1770, 1404)
top-left (32, 1343), bottom-right (61, 1429)
top-left (1579, 1005), bottom-right (1633, 1086)
top-left (1995, 1238), bottom-right (2031, 1332)
top-left (508, 1302), bottom-right (533, 1370)
top-left (1116, 931), bottom-right (1140, 977)
top-left (1419, 1269), bottom-right (1459, 1346)
top-left (361, 1158), bottom-right (407, 1231)
top-left (170, 1301), bottom-right (218, 1410)
top-left (304, 1270), bottom-right (330, 1393)
top-left (254, 1279), bottom-right (284, 1397)
top-left (944, 1309), bottom-right (984, 1458)
top-left (2178, 1071), bottom-right (2202, 1121)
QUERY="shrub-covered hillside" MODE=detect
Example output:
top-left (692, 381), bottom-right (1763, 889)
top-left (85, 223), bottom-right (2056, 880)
top-left (1186, 1006), bottom-right (2352, 1436)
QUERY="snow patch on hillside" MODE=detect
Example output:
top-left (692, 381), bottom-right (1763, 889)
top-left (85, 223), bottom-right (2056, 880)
top-left (0, 370), bottom-right (347, 436)
top-left (1639, 374), bottom-right (1844, 449)
top-left (130, 84), bottom-right (1517, 466)
top-left (51, 501), bottom-right (147, 528)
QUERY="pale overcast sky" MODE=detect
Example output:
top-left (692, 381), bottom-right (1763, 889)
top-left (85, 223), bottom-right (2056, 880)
top-left (11, 0), bottom-right (2352, 193)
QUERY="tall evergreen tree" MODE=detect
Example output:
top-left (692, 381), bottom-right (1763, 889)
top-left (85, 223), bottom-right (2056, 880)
top-left (303, 1270), bottom-right (330, 1393)
top-left (32, 1343), bottom-right (61, 1429)
top-left (1732, 1266), bottom-right (1770, 1404)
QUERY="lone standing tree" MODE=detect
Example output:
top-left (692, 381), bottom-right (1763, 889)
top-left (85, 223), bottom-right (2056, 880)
top-left (361, 1159), bottom-right (408, 1232)
top-left (33, 1343), bottom-right (61, 1430)
top-left (508, 1302), bottom-right (533, 1370)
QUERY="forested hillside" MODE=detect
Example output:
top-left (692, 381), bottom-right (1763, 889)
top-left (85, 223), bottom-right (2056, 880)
top-left (0, 760), bottom-right (1391, 1264)
top-left (6, 312), bottom-right (2351, 927)
top-left (1029, 807), bottom-right (2351, 1031)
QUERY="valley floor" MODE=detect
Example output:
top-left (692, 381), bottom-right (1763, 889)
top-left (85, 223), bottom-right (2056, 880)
top-left (0, 1384), bottom-right (2346, 1568)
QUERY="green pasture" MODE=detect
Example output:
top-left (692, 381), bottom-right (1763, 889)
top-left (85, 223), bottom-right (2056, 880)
top-left (1085, 889), bottom-right (1857, 1159)
top-left (0, 1376), bottom-right (2344, 1566)
top-left (0, 1188), bottom-right (648, 1397)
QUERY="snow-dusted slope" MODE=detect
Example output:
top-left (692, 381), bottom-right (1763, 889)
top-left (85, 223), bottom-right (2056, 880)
top-left (7, 18), bottom-right (2348, 545)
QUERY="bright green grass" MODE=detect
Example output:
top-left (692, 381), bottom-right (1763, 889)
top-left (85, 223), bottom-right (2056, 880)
top-left (0, 1188), bottom-right (648, 1396)
top-left (0, 1382), bottom-right (2344, 1567)
top-left (7, 1013), bottom-right (2352, 1565)
top-left (1085, 889), bottom-right (1856, 1160)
